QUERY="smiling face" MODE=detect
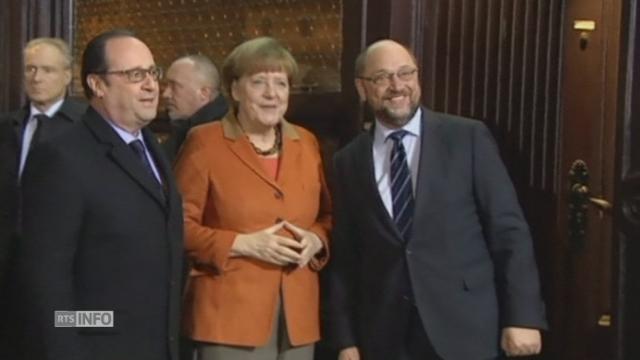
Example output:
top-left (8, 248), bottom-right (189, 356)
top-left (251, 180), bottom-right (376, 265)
top-left (231, 70), bottom-right (289, 131)
top-left (23, 43), bottom-right (71, 111)
top-left (88, 36), bottom-right (159, 133)
top-left (355, 40), bottom-right (421, 128)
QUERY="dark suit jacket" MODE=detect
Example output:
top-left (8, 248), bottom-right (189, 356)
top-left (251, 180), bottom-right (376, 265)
top-left (325, 108), bottom-right (547, 360)
top-left (0, 119), bottom-right (17, 287)
top-left (18, 106), bottom-right (184, 360)
top-left (162, 94), bottom-right (228, 164)
top-left (0, 99), bottom-right (86, 360)
top-left (0, 98), bottom-right (86, 286)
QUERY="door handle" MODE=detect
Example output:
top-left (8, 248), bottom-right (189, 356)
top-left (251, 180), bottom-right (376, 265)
top-left (589, 197), bottom-right (613, 211)
top-left (568, 160), bottom-right (613, 249)
top-left (572, 184), bottom-right (613, 211)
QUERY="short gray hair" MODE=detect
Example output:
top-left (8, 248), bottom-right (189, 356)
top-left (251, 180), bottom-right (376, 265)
top-left (24, 37), bottom-right (72, 69)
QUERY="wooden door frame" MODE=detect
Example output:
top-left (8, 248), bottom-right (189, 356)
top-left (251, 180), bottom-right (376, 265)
top-left (555, 0), bottom-right (627, 358)
top-left (618, 0), bottom-right (640, 358)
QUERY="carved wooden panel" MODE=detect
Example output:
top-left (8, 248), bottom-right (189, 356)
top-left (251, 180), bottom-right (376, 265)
top-left (72, 0), bottom-right (342, 95)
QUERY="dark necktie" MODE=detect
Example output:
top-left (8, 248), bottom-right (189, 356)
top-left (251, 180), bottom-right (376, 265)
top-left (29, 114), bottom-right (50, 149)
top-left (388, 130), bottom-right (414, 242)
top-left (129, 139), bottom-right (164, 199)
top-left (17, 114), bottom-right (51, 233)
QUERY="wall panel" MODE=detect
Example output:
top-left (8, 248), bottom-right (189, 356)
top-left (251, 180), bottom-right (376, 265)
top-left (421, 0), bottom-right (563, 193)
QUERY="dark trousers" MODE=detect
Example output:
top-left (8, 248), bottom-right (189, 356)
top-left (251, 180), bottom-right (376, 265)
top-left (400, 304), bottom-right (505, 360)
top-left (400, 304), bottom-right (441, 360)
top-left (0, 236), bottom-right (23, 360)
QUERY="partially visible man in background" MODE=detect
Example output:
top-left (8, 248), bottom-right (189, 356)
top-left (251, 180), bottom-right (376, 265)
top-left (0, 37), bottom-right (86, 359)
top-left (161, 54), bottom-right (228, 162)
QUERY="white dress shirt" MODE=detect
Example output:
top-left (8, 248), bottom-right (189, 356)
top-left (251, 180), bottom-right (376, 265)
top-left (372, 108), bottom-right (422, 218)
top-left (18, 99), bottom-right (65, 177)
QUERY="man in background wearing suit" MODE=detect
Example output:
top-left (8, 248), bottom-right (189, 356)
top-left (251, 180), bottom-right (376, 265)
top-left (325, 40), bottom-right (547, 360)
top-left (0, 37), bottom-right (86, 358)
top-left (18, 29), bottom-right (183, 360)
top-left (161, 54), bottom-right (228, 163)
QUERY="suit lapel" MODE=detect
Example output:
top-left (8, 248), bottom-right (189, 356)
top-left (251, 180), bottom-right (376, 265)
top-left (9, 108), bottom-right (28, 147)
top-left (411, 109), bottom-right (445, 242)
top-left (144, 128), bottom-right (176, 208)
top-left (362, 108), bottom-right (443, 245)
top-left (221, 114), bottom-right (291, 193)
top-left (359, 131), bottom-right (404, 243)
top-left (11, 99), bottom-right (85, 148)
top-left (55, 98), bottom-right (87, 124)
top-left (226, 136), bottom-right (280, 192)
top-left (83, 107), bottom-right (167, 209)
top-left (273, 120), bottom-right (301, 189)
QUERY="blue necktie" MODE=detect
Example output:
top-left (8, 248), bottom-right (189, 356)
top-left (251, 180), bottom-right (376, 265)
top-left (129, 140), bottom-right (165, 203)
top-left (388, 130), bottom-right (414, 242)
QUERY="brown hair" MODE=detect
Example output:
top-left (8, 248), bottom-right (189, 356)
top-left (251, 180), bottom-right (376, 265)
top-left (221, 37), bottom-right (298, 101)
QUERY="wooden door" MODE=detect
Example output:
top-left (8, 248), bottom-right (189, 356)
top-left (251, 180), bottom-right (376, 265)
top-left (415, 0), bottom-right (631, 359)
top-left (552, 0), bottom-right (623, 358)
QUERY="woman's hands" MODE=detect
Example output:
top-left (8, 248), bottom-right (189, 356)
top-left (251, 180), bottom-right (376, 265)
top-left (231, 221), bottom-right (324, 267)
top-left (231, 222), bottom-right (302, 266)
top-left (283, 221), bottom-right (324, 268)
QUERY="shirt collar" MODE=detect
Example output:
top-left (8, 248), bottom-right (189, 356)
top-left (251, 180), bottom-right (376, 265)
top-left (30, 98), bottom-right (64, 119)
top-left (374, 107), bottom-right (422, 144)
top-left (105, 119), bottom-right (145, 145)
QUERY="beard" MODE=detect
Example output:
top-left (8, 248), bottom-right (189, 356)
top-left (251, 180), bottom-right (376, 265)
top-left (372, 89), bottom-right (421, 127)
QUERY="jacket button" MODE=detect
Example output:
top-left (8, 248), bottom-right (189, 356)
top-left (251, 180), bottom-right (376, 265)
top-left (275, 217), bottom-right (283, 223)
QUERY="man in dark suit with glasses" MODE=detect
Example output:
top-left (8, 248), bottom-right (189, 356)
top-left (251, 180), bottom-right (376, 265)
top-left (325, 40), bottom-right (547, 360)
top-left (18, 30), bottom-right (183, 360)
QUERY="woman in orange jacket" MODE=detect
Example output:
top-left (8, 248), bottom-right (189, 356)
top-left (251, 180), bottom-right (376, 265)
top-left (174, 37), bottom-right (331, 360)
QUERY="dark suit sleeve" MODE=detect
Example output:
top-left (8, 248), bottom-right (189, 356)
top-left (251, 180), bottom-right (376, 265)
top-left (323, 152), bottom-right (360, 350)
top-left (19, 142), bottom-right (86, 359)
top-left (471, 122), bottom-right (548, 329)
top-left (0, 118), bottom-right (16, 287)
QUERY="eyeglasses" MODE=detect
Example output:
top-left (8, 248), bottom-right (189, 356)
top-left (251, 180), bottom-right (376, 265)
top-left (97, 66), bottom-right (163, 83)
top-left (358, 68), bottom-right (418, 86)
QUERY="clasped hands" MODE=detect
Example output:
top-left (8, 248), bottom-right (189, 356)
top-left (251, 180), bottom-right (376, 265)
top-left (232, 221), bottom-right (323, 267)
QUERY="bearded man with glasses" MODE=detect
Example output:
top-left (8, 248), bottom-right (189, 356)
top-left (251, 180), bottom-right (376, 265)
top-left (325, 40), bottom-right (548, 360)
top-left (18, 29), bottom-right (184, 360)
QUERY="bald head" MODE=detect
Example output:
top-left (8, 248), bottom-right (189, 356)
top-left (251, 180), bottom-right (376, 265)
top-left (172, 55), bottom-right (220, 91)
top-left (163, 54), bottom-right (221, 121)
top-left (354, 39), bottom-right (422, 128)
top-left (355, 40), bottom-right (417, 77)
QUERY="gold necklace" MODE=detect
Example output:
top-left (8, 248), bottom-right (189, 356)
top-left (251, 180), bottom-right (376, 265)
top-left (247, 125), bottom-right (282, 156)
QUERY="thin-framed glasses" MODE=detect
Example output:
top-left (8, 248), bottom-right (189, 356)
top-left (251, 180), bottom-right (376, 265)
top-left (97, 66), bottom-right (163, 83)
top-left (358, 68), bottom-right (418, 86)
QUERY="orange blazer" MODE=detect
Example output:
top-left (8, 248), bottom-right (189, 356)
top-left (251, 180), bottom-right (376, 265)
top-left (174, 114), bottom-right (332, 347)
